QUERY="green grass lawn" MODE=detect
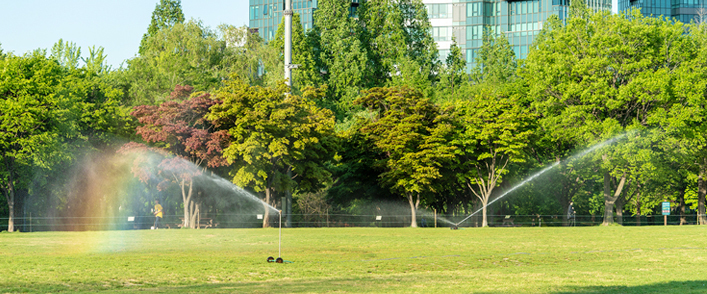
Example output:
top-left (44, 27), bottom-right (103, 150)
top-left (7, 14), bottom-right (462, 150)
top-left (2, 226), bottom-right (707, 293)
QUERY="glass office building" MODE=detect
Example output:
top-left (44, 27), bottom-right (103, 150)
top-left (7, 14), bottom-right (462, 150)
top-left (424, 0), bottom-right (610, 70)
top-left (619, 0), bottom-right (706, 23)
top-left (248, 0), bottom-right (319, 42)
top-left (248, 0), bottom-right (610, 70)
top-left (248, 0), bottom-right (360, 43)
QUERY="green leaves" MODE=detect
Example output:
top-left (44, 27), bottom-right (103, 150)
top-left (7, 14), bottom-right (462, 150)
top-left (127, 20), bottom-right (227, 106)
top-left (356, 86), bottom-right (454, 198)
top-left (208, 78), bottom-right (337, 195)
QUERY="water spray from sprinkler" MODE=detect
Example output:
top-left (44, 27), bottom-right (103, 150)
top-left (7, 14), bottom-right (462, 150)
top-left (453, 133), bottom-right (631, 228)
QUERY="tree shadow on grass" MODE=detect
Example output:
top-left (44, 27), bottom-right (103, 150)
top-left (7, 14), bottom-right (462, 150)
top-left (94, 278), bottom-right (405, 294)
top-left (553, 280), bottom-right (707, 294)
top-left (129, 279), bottom-right (707, 294)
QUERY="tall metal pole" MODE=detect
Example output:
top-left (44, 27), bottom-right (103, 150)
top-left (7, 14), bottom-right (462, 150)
top-left (284, 0), bottom-right (293, 88)
top-left (284, 0), bottom-right (294, 228)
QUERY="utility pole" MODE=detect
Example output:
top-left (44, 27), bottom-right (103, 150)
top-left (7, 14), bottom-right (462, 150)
top-left (284, 0), bottom-right (293, 88)
top-left (284, 0), bottom-right (295, 227)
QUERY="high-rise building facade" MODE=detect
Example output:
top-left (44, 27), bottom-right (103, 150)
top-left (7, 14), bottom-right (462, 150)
top-left (424, 0), bottom-right (610, 70)
top-left (248, 0), bottom-right (361, 43)
top-left (619, 0), bottom-right (706, 23)
top-left (247, 0), bottom-right (610, 71)
top-left (248, 0), bottom-right (319, 42)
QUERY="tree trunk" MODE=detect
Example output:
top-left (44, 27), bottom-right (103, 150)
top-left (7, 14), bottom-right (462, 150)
top-left (481, 198), bottom-right (489, 227)
top-left (602, 171), bottom-right (626, 226)
top-left (636, 188), bottom-right (641, 226)
top-left (408, 193), bottom-right (418, 228)
top-left (1, 188), bottom-right (14, 232)
top-left (602, 170), bottom-right (615, 225)
top-left (614, 183), bottom-right (631, 226)
top-left (699, 160), bottom-right (707, 225)
top-left (180, 178), bottom-right (194, 228)
top-left (7, 196), bottom-right (14, 233)
top-left (679, 188), bottom-right (686, 225)
top-left (615, 203), bottom-right (624, 225)
top-left (2, 157), bottom-right (17, 232)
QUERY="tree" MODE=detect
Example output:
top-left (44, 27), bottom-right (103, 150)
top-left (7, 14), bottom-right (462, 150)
top-left (653, 23), bottom-right (707, 224)
top-left (126, 20), bottom-right (228, 105)
top-left (270, 13), bottom-right (322, 91)
top-left (471, 30), bottom-right (517, 85)
top-left (218, 25), bottom-right (280, 87)
top-left (452, 86), bottom-right (534, 227)
top-left (0, 52), bottom-right (129, 232)
top-left (50, 39), bottom-right (81, 70)
top-left (359, 0), bottom-right (439, 87)
top-left (207, 78), bottom-right (337, 227)
top-left (355, 86), bottom-right (455, 227)
top-left (126, 85), bottom-right (230, 228)
top-left (522, 10), bottom-right (693, 225)
top-left (139, 0), bottom-right (185, 55)
top-left (312, 0), bottom-right (369, 117)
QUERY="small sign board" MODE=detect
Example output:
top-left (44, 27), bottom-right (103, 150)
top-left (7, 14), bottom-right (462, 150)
top-left (257, 214), bottom-right (264, 220)
top-left (662, 202), bottom-right (670, 215)
top-left (127, 216), bottom-right (135, 222)
top-left (376, 215), bottom-right (382, 221)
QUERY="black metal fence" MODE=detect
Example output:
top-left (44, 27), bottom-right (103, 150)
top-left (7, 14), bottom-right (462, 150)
top-left (1, 213), bottom-right (704, 232)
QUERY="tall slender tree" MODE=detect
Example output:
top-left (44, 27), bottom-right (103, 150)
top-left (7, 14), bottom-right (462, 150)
top-left (139, 0), bottom-right (185, 54)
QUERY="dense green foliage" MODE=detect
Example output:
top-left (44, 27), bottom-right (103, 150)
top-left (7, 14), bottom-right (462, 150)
top-left (4, 0), bottom-right (707, 232)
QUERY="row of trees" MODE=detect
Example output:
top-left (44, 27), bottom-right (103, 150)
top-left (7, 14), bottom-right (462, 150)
top-left (3, 0), bottom-right (707, 232)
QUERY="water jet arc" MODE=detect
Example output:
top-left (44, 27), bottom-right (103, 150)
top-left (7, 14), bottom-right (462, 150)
top-left (455, 133), bottom-right (629, 227)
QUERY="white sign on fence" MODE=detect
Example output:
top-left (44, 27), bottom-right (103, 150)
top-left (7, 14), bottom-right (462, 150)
top-left (257, 214), bottom-right (263, 220)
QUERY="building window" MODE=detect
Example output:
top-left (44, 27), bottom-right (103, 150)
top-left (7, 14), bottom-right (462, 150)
top-left (432, 27), bottom-right (452, 42)
top-left (467, 2), bottom-right (481, 17)
top-left (466, 25), bottom-right (482, 40)
top-left (426, 3), bottom-right (452, 19)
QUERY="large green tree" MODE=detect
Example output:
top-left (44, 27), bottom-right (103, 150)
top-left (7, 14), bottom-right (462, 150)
top-left (523, 10), bottom-right (694, 225)
top-left (0, 52), bottom-right (129, 232)
top-left (312, 0), bottom-right (369, 117)
top-left (359, 0), bottom-right (439, 87)
top-left (652, 22), bottom-right (707, 225)
top-left (452, 85), bottom-right (534, 227)
top-left (207, 78), bottom-right (337, 227)
top-left (355, 86), bottom-right (455, 227)
top-left (126, 20), bottom-right (229, 105)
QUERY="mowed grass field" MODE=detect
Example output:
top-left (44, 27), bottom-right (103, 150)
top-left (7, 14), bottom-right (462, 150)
top-left (2, 226), bottom-right (707, 293)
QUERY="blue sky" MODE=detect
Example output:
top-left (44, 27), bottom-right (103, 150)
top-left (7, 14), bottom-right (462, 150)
top-left (0, 0), bottom-right (249, 68)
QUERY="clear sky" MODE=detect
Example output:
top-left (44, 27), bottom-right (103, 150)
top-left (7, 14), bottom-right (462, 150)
top-left (0, 0), bottom-right (249, 69)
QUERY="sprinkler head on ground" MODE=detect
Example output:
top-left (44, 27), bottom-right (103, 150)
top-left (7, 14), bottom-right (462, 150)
top-left (451, 226), bottom-right (458, 230)
top-left (267, 256), bottom-right (275, 263)
top-left (276, 257), bottom-right (284, 263)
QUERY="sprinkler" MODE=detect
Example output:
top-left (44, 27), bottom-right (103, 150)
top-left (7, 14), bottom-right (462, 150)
top-left (450, 225), bottom-right (458, 230)
top-left (267, 210), bottom-right (291, 263)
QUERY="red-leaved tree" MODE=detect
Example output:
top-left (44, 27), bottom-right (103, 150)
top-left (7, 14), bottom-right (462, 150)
top-left (121, 85), bottom-right (229, 228)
